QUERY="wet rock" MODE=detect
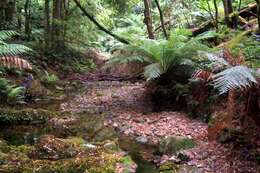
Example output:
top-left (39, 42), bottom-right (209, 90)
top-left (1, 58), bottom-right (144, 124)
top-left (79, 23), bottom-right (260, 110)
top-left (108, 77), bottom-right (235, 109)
top-left (104, 141), bottom-right (118, 151)
top-left (158, 136), bottom-right (196, 155)
top-left (81, 143), bottom-right (97, 149)
top-left (30, 135), bottom-right (78, 160)
top-left (177, 165), bottom-right (203, 173)
top-left (136, 136), bottom-right (148, 144)
top-left (159, 162), bottom-right (202, 173)
top-left (177, 151), bottom-right (191, 162)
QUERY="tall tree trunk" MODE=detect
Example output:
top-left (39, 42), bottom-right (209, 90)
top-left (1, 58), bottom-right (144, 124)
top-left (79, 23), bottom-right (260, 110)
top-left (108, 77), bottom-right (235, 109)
top-left (52, 0), bottom-right (64, 50)
top-left (45, 0), bottom-right (51, 48)
top-left (5, 0), bottom-right (16, 22)
top-left (24, 0), bottom-right (31, 39)
top-left (143, 0), bottom-right (155, 39)
top-left (223, 0), bottom-right (237, 29)
top-left (73, 0), bottom-right (129, 44)
top-left (0, 0), bottom-right (7, 24)
top-left (17, 7), bottom-right (22, 30)
top-left (213, 0), bottom-right (219, 30)
top-left (155, 0), bottom-right (168, 39)
top-left (256, 0), bottom-right (260, 34)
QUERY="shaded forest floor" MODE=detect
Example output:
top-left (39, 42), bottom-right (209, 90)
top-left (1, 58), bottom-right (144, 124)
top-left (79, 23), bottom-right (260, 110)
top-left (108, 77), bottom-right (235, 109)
top-left (61, 72), bottom-right (260, 172)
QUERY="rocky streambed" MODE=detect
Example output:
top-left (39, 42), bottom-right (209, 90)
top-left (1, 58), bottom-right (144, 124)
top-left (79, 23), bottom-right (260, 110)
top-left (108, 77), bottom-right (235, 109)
top-left (0, 80), bottom-right (259, 173)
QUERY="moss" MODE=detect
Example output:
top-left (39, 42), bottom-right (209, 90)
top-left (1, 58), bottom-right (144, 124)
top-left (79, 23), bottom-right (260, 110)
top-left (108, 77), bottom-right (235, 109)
top-left (63, 137), bottom-right (86, 147)
top-left (159, 136), bottom-right (196, 155)
top-left (10, 145), bottom-right (32, 154)
top-left (0, 139), bottom-right (9, 153)
top-left (121, 156), bottom-right (133, 166)
top-left (28, 150), bottom-right (118, 173)
top-left (159, 162), bottom-right (179, 172)
top-left (0, 108), bottom-right (58, 125)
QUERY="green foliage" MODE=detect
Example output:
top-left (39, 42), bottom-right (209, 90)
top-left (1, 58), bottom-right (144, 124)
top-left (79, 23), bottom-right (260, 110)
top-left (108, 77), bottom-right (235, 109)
top-left (108, 29), bottom-right (210, 80)
top-left (213, 65), bottom-right (257, 94)
top-left (0, 78), bottom-right (25, 105)
top-left (0, 108), bottom-right (56, 125)
top-left (198, 51), bottom-right (259, 94)
top-left (42, 71), bottom-right (59, 85)
top-left (7, 87), bottom-right (25, 104)
top-left (0, 31), bottom-right (32, 57)
top-left (72, 59), bottom-right (96, 74)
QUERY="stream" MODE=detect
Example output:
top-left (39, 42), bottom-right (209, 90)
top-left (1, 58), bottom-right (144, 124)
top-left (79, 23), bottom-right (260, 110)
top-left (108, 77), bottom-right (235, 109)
top-left (0, 81), bottom-right (160, 173)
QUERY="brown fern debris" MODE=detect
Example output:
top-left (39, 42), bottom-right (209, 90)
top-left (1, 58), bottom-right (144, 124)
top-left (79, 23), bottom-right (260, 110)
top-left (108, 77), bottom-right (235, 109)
top-left (0, 56), bottom-right (32, 70)
top-left (192, 70), bottom-right (213, 81)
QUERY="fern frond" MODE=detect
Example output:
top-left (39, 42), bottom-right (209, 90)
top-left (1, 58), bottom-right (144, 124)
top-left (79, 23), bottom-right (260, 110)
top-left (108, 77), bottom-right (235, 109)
top-left (199, 51), bottom-right (230, 70)
top-left (0, 31), bottom-right (18, 41)
top-left (144, 63), bottom-right (163, 80)
top-left (195, 31), bottom-right (219, 40)
top-left (0, 44), bottom-right (32, 57)
top-left (213, 66), bottom-right (257, 94)
top-left (0, 56), bottom-right (33, 70)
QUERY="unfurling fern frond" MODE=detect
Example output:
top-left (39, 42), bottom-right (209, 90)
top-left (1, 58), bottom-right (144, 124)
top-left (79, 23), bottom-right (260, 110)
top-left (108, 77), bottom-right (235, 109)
top-left (0, 56), bottom-right (32, 70)
top-left (213, 66), bottom-right (257, 94)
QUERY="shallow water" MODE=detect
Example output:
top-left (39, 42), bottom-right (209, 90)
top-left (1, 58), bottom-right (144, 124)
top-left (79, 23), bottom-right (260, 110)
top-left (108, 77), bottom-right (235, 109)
top-left (0, 106), bottom-right (159, 173)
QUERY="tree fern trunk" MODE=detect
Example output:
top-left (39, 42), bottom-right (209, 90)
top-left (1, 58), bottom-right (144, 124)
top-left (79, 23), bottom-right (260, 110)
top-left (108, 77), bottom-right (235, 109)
top-left (227, 90), bottom-right (235, 126)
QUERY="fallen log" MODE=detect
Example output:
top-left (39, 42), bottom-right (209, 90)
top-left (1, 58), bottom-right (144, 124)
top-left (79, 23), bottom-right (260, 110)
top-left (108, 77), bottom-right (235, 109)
top-left (191, 3), bottom-right (257, 36)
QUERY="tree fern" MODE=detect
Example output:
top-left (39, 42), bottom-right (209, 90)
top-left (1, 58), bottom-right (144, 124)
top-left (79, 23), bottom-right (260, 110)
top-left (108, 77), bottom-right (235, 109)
top-left (195, 50), bottom-right (258, 94)
top-left (108, 30), bottom-right (210, 80)
top-left (213, 66), bottom-right (257, 94)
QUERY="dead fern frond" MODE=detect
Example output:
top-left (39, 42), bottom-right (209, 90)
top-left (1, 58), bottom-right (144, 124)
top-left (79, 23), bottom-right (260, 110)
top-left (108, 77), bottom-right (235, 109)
top-left (0, 56), bottom-right (32, 70)
top-left (223, 48), bottom-right (245, 66)
top-left (192, 70), bottom-right (213, 81)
